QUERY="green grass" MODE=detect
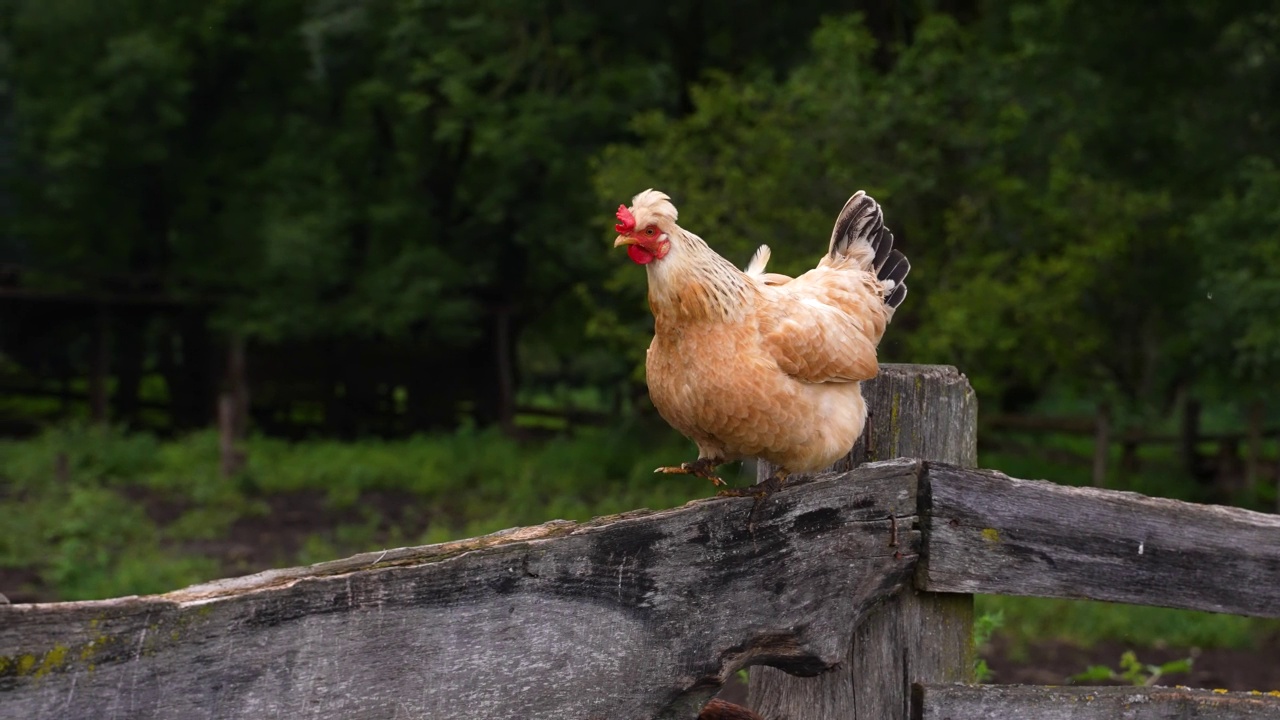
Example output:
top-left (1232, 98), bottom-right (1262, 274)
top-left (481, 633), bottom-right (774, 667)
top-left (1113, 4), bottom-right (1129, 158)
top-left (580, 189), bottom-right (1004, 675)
top-left (0, 419), bottom-right (722, 601)
top-left (978, 595), bottom-right (1280, 659)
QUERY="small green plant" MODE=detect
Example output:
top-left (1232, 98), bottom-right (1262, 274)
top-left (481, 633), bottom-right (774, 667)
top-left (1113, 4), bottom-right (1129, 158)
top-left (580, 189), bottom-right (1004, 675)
top-left (972, 609), bottom-right (1004, 682)
top-left (1068, 650), bottom-right (1195, 686)
top-left (976, 594), bottom-right (1280, 652)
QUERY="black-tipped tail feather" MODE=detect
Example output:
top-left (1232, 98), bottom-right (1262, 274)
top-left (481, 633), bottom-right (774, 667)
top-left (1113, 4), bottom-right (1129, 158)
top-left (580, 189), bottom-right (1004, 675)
top-left (828, 190), bottom-right (910, 309)
top-left (881, 250), bottom-right (909, 308)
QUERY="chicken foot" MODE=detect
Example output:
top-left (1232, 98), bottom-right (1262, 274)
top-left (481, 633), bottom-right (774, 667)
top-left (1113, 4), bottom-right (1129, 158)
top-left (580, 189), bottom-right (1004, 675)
top-left (717, 468), bottom-right (790, 530)
top-left (654, 457), bottom-right (726, 487)
top-left (715, 468), bottom-right (789, 499)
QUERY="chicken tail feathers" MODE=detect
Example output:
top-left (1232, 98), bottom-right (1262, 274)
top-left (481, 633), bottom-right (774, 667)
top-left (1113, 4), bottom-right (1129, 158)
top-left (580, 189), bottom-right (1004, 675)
top-left (745, 244), bottom-right (771, 275)
top-left (881, 250), bottom-right (910, 308)
top-left (828, 190), bottom-right (910, 309)
top-left (828, 191), bottom-right (883, 261)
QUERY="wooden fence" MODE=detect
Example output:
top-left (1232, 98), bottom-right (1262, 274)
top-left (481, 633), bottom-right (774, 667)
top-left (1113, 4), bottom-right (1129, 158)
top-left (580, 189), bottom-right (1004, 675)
top-left (2, 365), bottom-right (1279, 719)
top-left (984, 407), bottom-right (1280, 497)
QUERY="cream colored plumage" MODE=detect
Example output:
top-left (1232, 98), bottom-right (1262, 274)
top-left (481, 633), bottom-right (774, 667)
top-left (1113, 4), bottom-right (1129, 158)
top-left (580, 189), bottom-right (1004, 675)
top-left (613, 189), bottom-right (910, 489)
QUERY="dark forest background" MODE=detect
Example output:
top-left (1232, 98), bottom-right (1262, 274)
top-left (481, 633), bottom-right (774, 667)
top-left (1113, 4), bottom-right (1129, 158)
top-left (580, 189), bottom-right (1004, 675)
top-left (2, 0), bottom-right (1276, 444)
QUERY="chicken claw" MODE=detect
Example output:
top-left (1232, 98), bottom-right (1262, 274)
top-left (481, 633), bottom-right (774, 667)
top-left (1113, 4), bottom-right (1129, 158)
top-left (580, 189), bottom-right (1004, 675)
top-left (654, 458), bottom-right (726, 486)
top-left (715, 469), bottom-right (789, 499)
top-left (717, 469), bottom-right (790, 530)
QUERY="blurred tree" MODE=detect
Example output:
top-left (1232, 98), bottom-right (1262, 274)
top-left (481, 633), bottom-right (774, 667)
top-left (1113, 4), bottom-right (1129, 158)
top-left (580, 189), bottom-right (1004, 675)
top-left (6, 0), bottom-right (311, 427)
top-left (1190, 158), bottom-right (1280, 403)
top-left (592, 13), bottom-right (1159, 407)
top-left (1, 0), bottom-right (848, 434)
top-left (593, 1), bottom-right (1279, 428)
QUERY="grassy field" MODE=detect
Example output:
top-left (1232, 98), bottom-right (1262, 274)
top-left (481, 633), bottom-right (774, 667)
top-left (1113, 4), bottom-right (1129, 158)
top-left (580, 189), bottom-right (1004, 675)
top-left (2, 420), bottom-right (1277, 663)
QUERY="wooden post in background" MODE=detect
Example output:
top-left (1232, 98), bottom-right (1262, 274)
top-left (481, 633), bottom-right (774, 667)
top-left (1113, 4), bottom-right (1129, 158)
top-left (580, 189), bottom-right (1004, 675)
top-left (218, 335), bottom-right (248, 479)
top-left (749, 364), bottom-right (978, 720)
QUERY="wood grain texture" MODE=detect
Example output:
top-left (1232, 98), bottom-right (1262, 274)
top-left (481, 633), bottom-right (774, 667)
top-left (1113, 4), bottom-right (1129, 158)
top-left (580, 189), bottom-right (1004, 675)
top-left (913, 683), bottom-right (1280, 719)
top-left (0, 460), bottom-right (922, 720)
top-left (917, 464), bottom-right (1280, 618)
top-left (750, 364), bottom-right (978, 720)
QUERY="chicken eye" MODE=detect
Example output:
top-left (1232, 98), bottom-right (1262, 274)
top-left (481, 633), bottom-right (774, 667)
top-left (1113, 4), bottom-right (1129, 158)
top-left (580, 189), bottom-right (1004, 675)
top-left (645, 227), bottom-right (656, 236)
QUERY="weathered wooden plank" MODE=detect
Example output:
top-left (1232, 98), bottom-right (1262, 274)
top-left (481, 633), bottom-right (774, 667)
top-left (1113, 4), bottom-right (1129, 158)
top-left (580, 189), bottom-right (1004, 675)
top-left (751, 364), bottom-right (978, 720)
top-left (0, 459), bottom-right (921, 720)
top-left (917, 464), bottom-right (1280, 618)
top-left (913, 683), bottom-right (1280, 719)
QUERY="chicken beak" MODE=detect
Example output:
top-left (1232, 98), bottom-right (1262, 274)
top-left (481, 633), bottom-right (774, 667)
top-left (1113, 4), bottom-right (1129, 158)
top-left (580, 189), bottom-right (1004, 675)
top-left (613, 236), bottom-right (638, 248)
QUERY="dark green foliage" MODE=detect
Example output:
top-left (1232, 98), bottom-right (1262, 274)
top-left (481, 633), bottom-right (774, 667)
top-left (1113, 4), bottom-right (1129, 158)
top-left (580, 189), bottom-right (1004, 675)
top-left (0, 0), bottom-right (848, 431)
top-left (3, 0), bottom-right (1277, 430)
top-left (593, 3), bottom-right (1280, 420)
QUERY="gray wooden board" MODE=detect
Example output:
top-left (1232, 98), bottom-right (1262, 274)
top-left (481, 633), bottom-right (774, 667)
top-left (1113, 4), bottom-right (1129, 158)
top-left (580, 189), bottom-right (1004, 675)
top-left (918, 464), bottom-right (1280, 618)
top-left (914, 683), bottom-right (1280, 719)
top-left (751, 364), bottom-right (979, 720)
top-left (0, 459), bottom-right (922, 720)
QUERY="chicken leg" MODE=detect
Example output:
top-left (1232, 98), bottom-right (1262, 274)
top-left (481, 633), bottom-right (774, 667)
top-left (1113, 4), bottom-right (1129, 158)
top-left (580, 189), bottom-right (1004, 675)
top-left (717, 467), bottom-right (790, 530)
top-left (654, 457), bottom-right (726, 487)
top-left (716, 467), bottom-right (789, 499)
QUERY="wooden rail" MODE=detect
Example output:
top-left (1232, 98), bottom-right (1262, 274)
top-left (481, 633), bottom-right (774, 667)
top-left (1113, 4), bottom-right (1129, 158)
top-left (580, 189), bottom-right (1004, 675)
top-left (919, 463), bottom-right (1280, 617)
top-left (3, 365), bottom-right (1279, 720)
top-left (915, 684), bottom-right (1280, 719)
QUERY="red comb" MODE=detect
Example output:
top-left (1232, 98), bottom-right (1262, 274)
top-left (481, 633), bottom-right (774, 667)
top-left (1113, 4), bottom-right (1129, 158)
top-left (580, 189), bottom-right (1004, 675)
top-left (615, 205), bottom-right (636, 233)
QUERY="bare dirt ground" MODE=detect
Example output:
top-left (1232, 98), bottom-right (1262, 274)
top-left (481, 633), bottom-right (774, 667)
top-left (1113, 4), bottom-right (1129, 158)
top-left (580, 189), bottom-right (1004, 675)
top-left (983, 635), bottom-right (1280, 691)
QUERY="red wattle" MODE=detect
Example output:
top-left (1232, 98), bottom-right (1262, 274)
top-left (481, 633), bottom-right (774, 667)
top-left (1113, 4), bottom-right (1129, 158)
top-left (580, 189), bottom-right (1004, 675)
top-left (627, 244), bottom-right (655, 265)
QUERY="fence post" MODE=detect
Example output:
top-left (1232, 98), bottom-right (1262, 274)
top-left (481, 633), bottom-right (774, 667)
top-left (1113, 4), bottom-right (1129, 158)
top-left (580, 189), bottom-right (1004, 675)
top-left (748, 364), bottom-right (978, 720)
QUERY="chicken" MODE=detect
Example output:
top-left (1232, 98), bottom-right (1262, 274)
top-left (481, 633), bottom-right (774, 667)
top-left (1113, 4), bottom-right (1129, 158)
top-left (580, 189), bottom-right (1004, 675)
top-left (613, 189), bottom-right (909, 493)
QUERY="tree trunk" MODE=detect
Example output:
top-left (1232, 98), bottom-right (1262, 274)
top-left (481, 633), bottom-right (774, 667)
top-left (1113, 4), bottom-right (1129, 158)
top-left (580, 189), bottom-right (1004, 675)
top-left (324, 341), bottom-right (355, 439)
top-left (406, 357), bottom-right (464, 432)
top-left (219, 336), bottom-right (248, 479)
top-left (1275, 449), bottom-right (1280, 515)
top-left (1092, 401), bottom-right (1111, 488)
top-left (1246, 400), bottom-right (1264, 494)
top-left (162, 311), bottom-right (216, 430)
top-left (112, 309), bottom-right (147, 427)
top-left (1180, 395), bottom-right (1207, 482)
top-left (88, 304), bottom-right (110, 424)
top-left (1119, 439), bottom-right (1140, 473)
top-left (469, 309), bottom-right (518, 431)
top-left (494, 307), bottom-right (516, 433)
top-left (333, 345), bottom-right (378, 438)
top-left (60, 371), bottom-right (72, 417)
top-left (749, 364), bottom-right (978, 720)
